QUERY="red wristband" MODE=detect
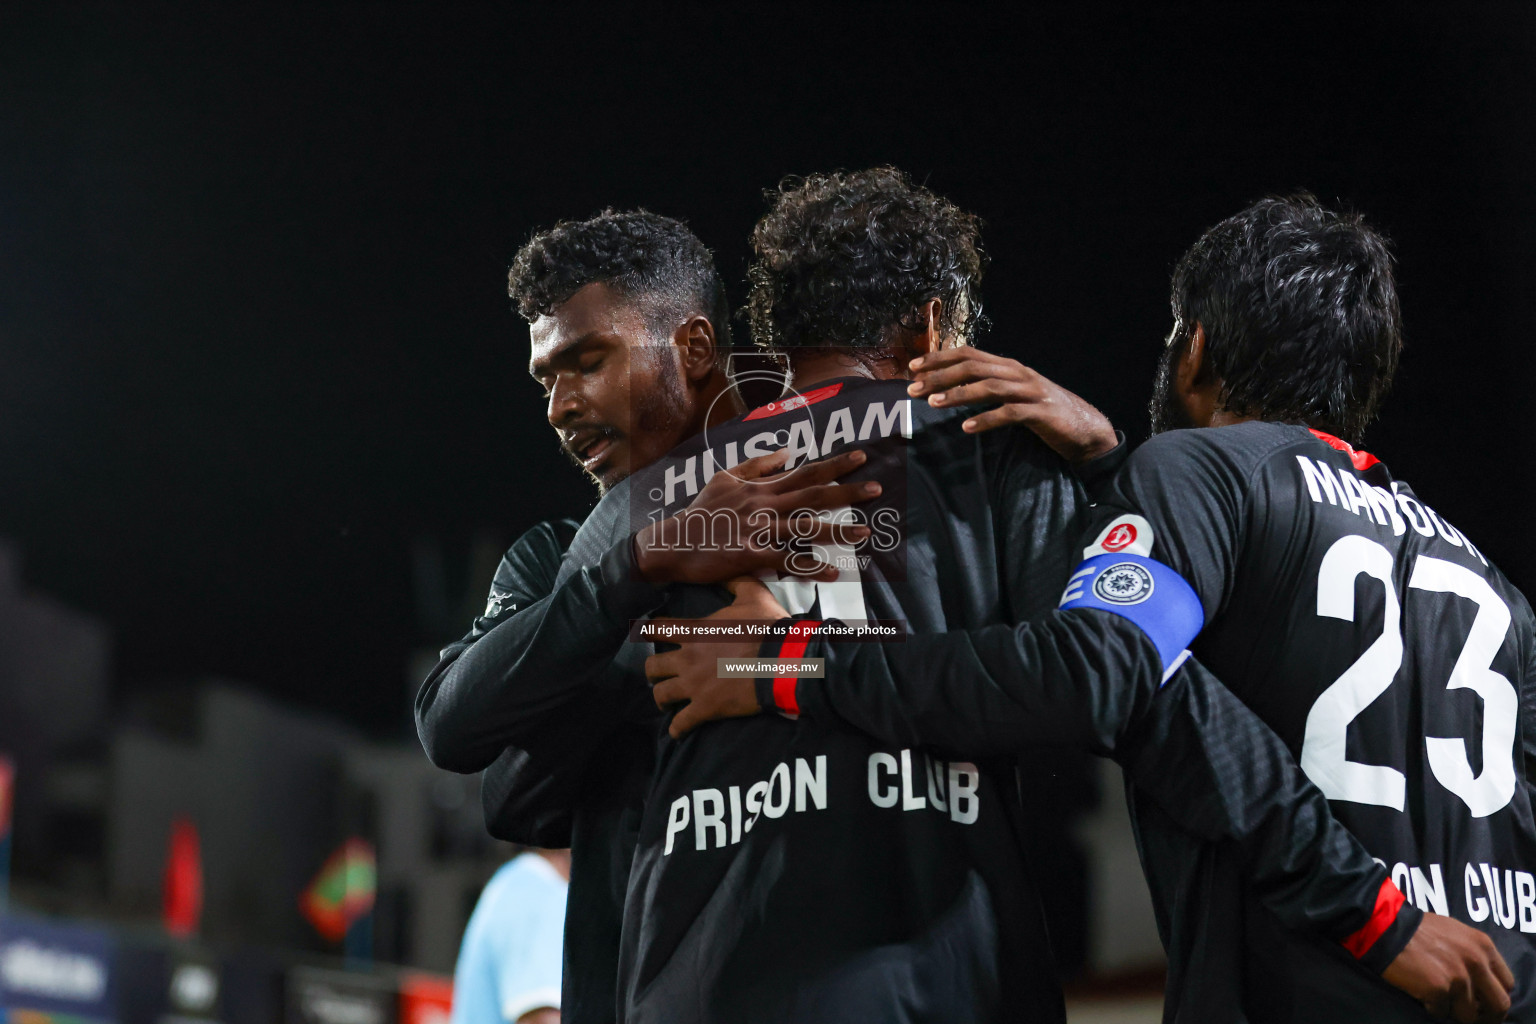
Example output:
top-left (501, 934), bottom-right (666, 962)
top-left (770, 619), bottom-right (821, 717)
top-left (1341, 877), bottom-right (1407, 959)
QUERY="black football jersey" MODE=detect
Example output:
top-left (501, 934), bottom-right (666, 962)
top-left (559, 376), bottom-right (1083, 1024)
top-left (776, 420), bottom-right (1534, 1022)
top-left (557, 381), bottom-right (1418, 1023)
top-left (1102, 422), bottom-right (1536, 1022)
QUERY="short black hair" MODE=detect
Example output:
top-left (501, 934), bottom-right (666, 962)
top-left (746, 167), bottom-right (986, 353)
top-left (1170, 193), bottom-right (1401, 444)
top-left (508, 208), bottom-right (732, 349)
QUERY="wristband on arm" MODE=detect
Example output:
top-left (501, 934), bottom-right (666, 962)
top-left (753, 617), bottom-right (832, 719)
top-left (1343, 878), bottom-right (1422, 973)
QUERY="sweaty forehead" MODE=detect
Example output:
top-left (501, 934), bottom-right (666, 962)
top-left (528, 281), bottom-right (652, 369)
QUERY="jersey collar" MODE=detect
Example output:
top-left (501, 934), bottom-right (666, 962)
top-left (1309, 428), bottom-right (1380, 471)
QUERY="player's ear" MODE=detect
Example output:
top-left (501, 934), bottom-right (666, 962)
top-left (916, 298), bottom-right (944, 356)
top-left (1176, 322), bottom-right (1223, 427)
top-left (1177, 322), bottom-right (1209, 391)
top-left (675, 315), bottom-right (719, 383)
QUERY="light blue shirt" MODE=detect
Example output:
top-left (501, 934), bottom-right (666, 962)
top-left (451, 852), bottom-right (567, 1023)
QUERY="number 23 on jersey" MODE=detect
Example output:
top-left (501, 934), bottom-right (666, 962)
top-left (1301, 533), bottom-right (1518, 818)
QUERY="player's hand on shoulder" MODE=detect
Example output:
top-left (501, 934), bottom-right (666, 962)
top-left (1382, 912), bottom-right (1513, 1023)
top-left (633, 447), bottom-right (880, 586)
top-left (646, 579), bottom-right (788, 739)
top-left (907, 346), bottom-right (1118, 463)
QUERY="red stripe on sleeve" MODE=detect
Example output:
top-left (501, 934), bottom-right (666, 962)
top-left (770, 620), bottom-right (822, 715)
top-left (1341, 878), bottom-right (1407, 959)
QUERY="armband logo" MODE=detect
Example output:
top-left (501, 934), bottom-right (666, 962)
top-left (1093, 562), bottom-right (1155, 605)
top-left (1059, 551), bottom-right (1205, 683)
top-left (1085, 514), bottom-right (1154, 560)
top-left (484, 591), bottom-right (514, 619)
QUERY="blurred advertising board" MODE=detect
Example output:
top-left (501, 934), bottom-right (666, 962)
top-left (114, 939), bottom-right (223, 1024)
top-left (0, 914), bottom-right (116, 1022)
top-left (0, 755), bottom-right (13, 912)
top-left (284, 965), bottom-right (395, 1024)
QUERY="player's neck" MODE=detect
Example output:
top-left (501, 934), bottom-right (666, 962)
top-left (785, 350), bottom-right (908, 392)
top-left (699, 372), bottom-right (745, 428)
top-left (1186, 381), bottom-right (1259, 430)
top-left (1208, 408), bottom-right (1260, 429)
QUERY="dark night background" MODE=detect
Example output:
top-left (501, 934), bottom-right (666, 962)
top-left (2, 4), bottom-right (1532, 736)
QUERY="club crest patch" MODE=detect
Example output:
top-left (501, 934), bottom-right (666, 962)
top-left (1101, 523), bottom-right (1137, 551)
top-left (1093, 562), bottom-right (1155, 605)
top-left (1084, 514), bottom-right (1155, 559)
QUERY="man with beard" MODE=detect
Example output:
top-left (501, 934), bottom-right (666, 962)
top-left (423, 194), bottom-right (1126, 1022)
top-left (416, 208), bottom-right (884, 1024)
top-left (559, 171), bottom-right (1491, 1023)
top-left (654, 194), bottom-right (1522, 1023)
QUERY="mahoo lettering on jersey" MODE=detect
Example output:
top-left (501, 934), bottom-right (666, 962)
top-left (1378, 858), bottom-right (1536, 934)
top-left (1293, 456), bottom-right (1486, 565)
top-left (662, 749), bottom-right (981, 855)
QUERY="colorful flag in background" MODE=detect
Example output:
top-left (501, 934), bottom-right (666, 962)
top-left (299, 838), bottom-right (377, 943)
top-left (162, 815), bottom-right (204, 937)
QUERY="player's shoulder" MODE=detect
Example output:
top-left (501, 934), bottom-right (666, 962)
top-left (892, 377), bottom-right (1071, 477)
top-left (845, 374), bottom-right (1041, 469)
top-left (847, 375), bottom-right (918, 403)
top-left (497, 518), bottom-right (581, 583)
top-left (513, 518), bottom-right (581, 557)
top-left (973, 419), bottom-right (1075, 482)
top-left (1123, 421), bottom-right (1313, 486)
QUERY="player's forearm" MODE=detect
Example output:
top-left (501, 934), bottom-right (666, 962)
top-left (1119, 660), bottom-right (1420, 965)
top-left (785, 614), bottom-right (1421, 966)
top-left (786, 610), bottom-right (1166, 755)
top-left (1070, 430), bottom-right (1131, 502)
top-left (415, 538), bottom-right (664, 773)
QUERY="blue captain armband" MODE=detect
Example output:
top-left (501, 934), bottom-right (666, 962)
top-left (1058, 552), bottom-right (1203, 684)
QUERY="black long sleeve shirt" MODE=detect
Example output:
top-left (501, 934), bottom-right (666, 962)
top-left (772, 422), bottom-right (1536, 1022)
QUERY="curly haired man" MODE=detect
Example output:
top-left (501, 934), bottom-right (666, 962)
top-left (547, 171), bottom-right (1476, 1023)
